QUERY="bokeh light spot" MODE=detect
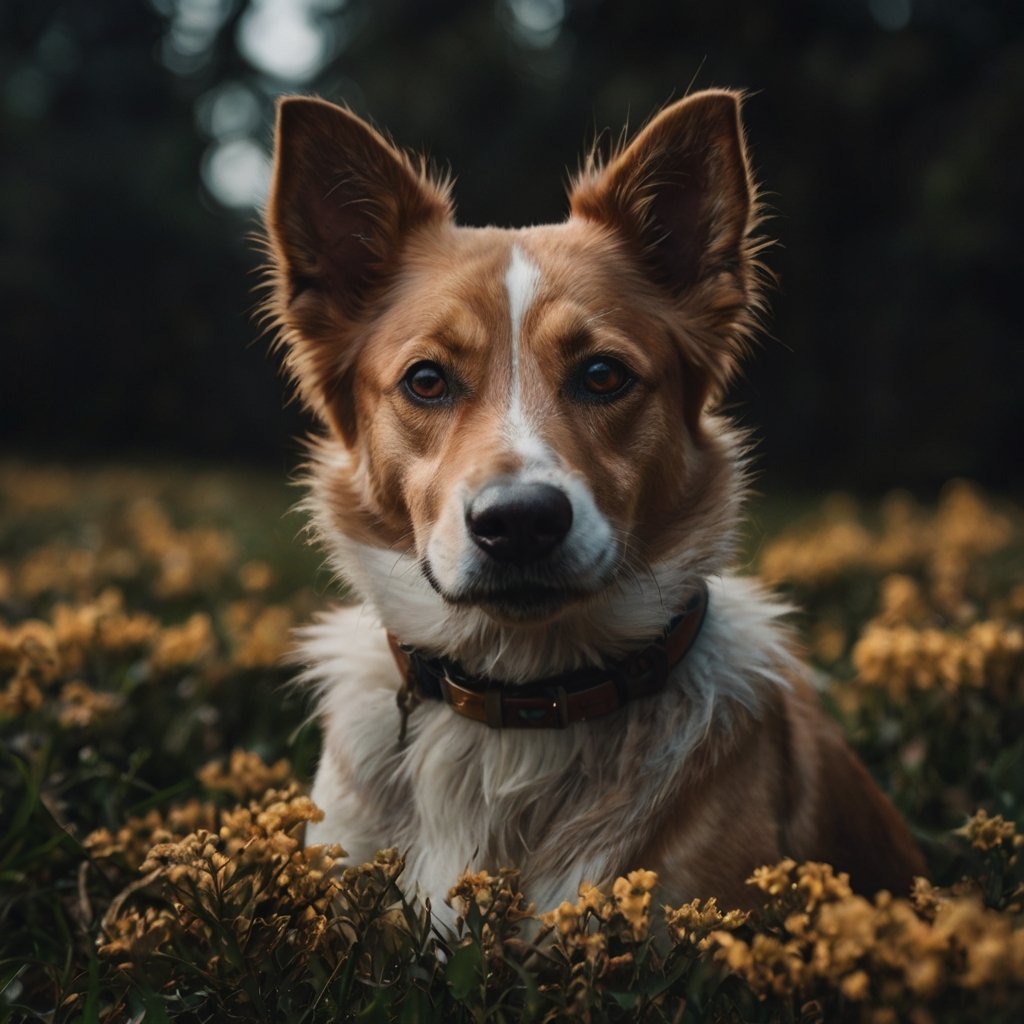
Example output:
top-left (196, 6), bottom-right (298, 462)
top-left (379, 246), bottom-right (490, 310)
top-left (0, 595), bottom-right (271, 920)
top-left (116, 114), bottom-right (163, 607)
top-left (869, 0), bottom-right (912, 32)
top-left (238, 0), bottom-right (332, 82)
top-left (202, 137), bottom-right (272, 209)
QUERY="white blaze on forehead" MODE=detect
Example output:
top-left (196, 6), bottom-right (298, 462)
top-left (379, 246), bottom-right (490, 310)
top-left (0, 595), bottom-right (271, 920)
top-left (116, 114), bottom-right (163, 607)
top-left (503, 244), bottom-right (545, 458)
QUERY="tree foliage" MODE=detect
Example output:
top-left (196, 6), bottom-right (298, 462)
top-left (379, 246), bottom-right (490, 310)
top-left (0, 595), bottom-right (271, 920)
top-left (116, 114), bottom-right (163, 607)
top-left (1, 0), bottom-right (1022, 486)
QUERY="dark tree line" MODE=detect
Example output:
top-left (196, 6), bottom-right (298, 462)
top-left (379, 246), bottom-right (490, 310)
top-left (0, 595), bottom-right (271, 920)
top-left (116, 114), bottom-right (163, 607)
top-left (2, 0), bottom-right (1021, 489)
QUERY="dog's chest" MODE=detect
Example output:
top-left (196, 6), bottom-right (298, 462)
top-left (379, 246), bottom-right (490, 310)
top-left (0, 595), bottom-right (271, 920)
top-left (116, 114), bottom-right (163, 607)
top-left (304, 609), bottom-right (668, 914)
top-left (302, 580), bottom-right (791, 922)
top-left (396, 708), bottom-right (640, 914)
top-left (314, 678), bottom-right (642, 918)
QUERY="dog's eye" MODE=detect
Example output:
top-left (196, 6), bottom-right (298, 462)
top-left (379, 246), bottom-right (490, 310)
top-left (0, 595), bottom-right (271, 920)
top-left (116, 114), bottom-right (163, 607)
top-left (403, 361), bottom-right (449, 403)
top-left (572, 357), bottom-right (633, 402)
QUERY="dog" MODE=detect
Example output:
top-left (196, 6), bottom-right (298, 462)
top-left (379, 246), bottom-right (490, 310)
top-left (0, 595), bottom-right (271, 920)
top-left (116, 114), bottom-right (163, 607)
top-left (262, 89), bottom-right (926, 926)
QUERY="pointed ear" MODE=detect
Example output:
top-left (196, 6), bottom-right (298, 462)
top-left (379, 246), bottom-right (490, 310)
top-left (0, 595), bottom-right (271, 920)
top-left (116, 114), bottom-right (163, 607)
top-left (569, 90), bottom-right (756, 301)
top-left (569, 91), bottom-right (762, 427)
top-left (264, 97), bottom-right (452, 443)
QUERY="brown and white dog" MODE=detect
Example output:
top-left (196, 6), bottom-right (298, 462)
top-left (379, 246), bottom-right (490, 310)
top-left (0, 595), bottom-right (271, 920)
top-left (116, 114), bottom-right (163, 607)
top-left (263, 90), bottom-right (925, 925)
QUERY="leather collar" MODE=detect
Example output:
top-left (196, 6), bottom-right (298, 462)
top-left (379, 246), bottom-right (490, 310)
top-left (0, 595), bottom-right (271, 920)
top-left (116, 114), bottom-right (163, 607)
top-left (387, 580), bottom-right (709, 731)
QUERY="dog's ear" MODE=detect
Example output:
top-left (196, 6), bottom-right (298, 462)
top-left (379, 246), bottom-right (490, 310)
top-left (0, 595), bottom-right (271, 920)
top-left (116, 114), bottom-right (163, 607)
top-left (569, 91), bottom-right (762, 412)
top-left (264, 97), bottom-right (452, 444)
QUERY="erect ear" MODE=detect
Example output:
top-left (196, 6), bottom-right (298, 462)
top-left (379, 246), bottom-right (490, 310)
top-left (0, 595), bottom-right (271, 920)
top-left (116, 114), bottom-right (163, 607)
top-left (568, 91), bottom-right (762, 415)
top-left (264, 97), bottom-right (452, 444)
top-left (570, 90), bottom-right (755, 300)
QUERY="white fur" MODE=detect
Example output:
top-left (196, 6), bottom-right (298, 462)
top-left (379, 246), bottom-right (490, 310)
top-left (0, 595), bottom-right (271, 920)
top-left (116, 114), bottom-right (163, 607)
top-left (416, 247), bottom-right (618, 607)
top-left (301, 575), bottom-right (795, 926)
top-left (502, 244), bottom-right (543, 455)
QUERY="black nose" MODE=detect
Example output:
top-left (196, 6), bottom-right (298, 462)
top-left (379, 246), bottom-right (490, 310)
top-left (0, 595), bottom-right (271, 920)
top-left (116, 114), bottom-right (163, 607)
top-left (466, 481), bottom-right (574, 564)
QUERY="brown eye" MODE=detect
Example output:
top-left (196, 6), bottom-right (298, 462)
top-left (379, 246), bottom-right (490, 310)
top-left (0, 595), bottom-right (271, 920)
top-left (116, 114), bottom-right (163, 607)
top-left (404, 361), bottom-right (449, 403)
top-left (573, 357), bottom-right (633, 402)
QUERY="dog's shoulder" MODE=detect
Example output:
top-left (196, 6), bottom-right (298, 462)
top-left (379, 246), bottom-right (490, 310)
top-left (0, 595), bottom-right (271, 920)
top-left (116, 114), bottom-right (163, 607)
top-left (778, 671), bottom-right (928, 896)
top-left (759, 645), bottom-right (928, 899)
top-left (638, 577), bottom-right (925, 904)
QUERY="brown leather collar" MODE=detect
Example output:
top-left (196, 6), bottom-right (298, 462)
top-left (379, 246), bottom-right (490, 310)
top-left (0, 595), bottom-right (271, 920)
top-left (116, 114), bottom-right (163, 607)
top-left (387, 581), bottom-right (708, 731)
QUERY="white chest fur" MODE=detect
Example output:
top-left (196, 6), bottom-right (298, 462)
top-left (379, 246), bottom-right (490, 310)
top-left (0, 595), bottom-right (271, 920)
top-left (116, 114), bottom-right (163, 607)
top-left (300, 577), bottom-right (793, 925)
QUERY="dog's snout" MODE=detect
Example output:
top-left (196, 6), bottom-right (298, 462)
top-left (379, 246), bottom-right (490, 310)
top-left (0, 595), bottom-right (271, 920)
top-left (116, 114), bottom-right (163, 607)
top-left (466, 481), bottom-right (573, 564)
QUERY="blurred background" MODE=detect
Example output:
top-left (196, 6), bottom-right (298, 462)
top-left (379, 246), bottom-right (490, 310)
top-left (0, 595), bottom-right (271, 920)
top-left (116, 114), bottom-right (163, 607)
top-left (1, 0), bottom-right (1021, 491)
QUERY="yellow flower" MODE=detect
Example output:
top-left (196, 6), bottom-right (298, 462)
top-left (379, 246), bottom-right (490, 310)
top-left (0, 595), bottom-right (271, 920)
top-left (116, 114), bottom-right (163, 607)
top-left (150, 613), bottom-right (215, 671)
top-left (57, 680), bottom-right (121, 728)
top-left (198, 750), bottom-right (293, 801)
top-left (540, 900), bottom-right (579, 936)
top-left (877, 574), bottom-right (928, 625)
top-left (750, 858), bottom-right (797, 897)
top-left (577, 881), bottom-right (606, 914)
top-left (238, 560), bottom-right (273, 592)
top-left (222, 601), bottom-right (294, 668)
top-left (796, 861), bottom-right (852, 908)
top-left (612, 869), bottom-right (657, 939)
top-left (582, 932), bottom-right (607, 964)
top-left (955, 809), bottom-right (1018, 852)
top-left (812, 895), bottom-right (876, 975)
top-left (745, 934), bottom-right (804, 997)
top-left (665, 895), bottom-right (747, 948)
top-left (839, 968), bottom-right (870, 1001)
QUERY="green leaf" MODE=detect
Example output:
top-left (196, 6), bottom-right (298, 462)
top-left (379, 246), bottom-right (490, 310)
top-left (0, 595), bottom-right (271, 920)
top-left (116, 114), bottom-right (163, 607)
top-left (609, 990), bottom-right (638, 1010)
top-left (639, 950), bottom-right (695, 998)
top-left (138, 986), bottom-right (173, 1024)
top-left (445, 942), bottom-right (483, 1002)
top-left (398, 987), bottom-right (433, 1024)
top-left (503, 958), bottom-right (544, 1022)
top-left (82, 953), bottom-right (100, 1024)
top-left (356, 991), bottom-right (393, 1024)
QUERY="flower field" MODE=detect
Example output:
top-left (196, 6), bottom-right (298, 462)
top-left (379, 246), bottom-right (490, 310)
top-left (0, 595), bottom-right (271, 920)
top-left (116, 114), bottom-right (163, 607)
top-left (1, 463), bottom-right (1022, 1022)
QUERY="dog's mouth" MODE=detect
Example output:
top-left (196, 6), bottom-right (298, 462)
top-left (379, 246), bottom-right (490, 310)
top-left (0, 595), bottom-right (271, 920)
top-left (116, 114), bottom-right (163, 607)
top-left (420, 559), bottom-right (602, 622)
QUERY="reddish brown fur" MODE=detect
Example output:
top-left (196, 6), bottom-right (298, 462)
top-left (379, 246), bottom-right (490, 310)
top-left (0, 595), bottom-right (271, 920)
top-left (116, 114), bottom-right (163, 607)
top-left (627, 677), bottom-right (926, 909)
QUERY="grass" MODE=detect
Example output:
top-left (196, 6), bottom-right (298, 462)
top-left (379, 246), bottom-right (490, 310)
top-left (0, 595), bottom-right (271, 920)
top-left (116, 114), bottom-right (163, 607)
top-left (0, 462), bottom-right (1022, 1022)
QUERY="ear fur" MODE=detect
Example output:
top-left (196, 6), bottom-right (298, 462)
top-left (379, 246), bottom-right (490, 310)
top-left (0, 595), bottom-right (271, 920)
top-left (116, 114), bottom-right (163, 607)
top-left (263, 97), bottom-right (453, 444)
top-left (569, 90), bottom-right (766, 407)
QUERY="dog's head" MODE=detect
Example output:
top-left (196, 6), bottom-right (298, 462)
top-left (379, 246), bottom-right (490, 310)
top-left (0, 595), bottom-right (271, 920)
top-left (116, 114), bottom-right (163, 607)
top-left (264, 92), bottom-right (764, 656)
